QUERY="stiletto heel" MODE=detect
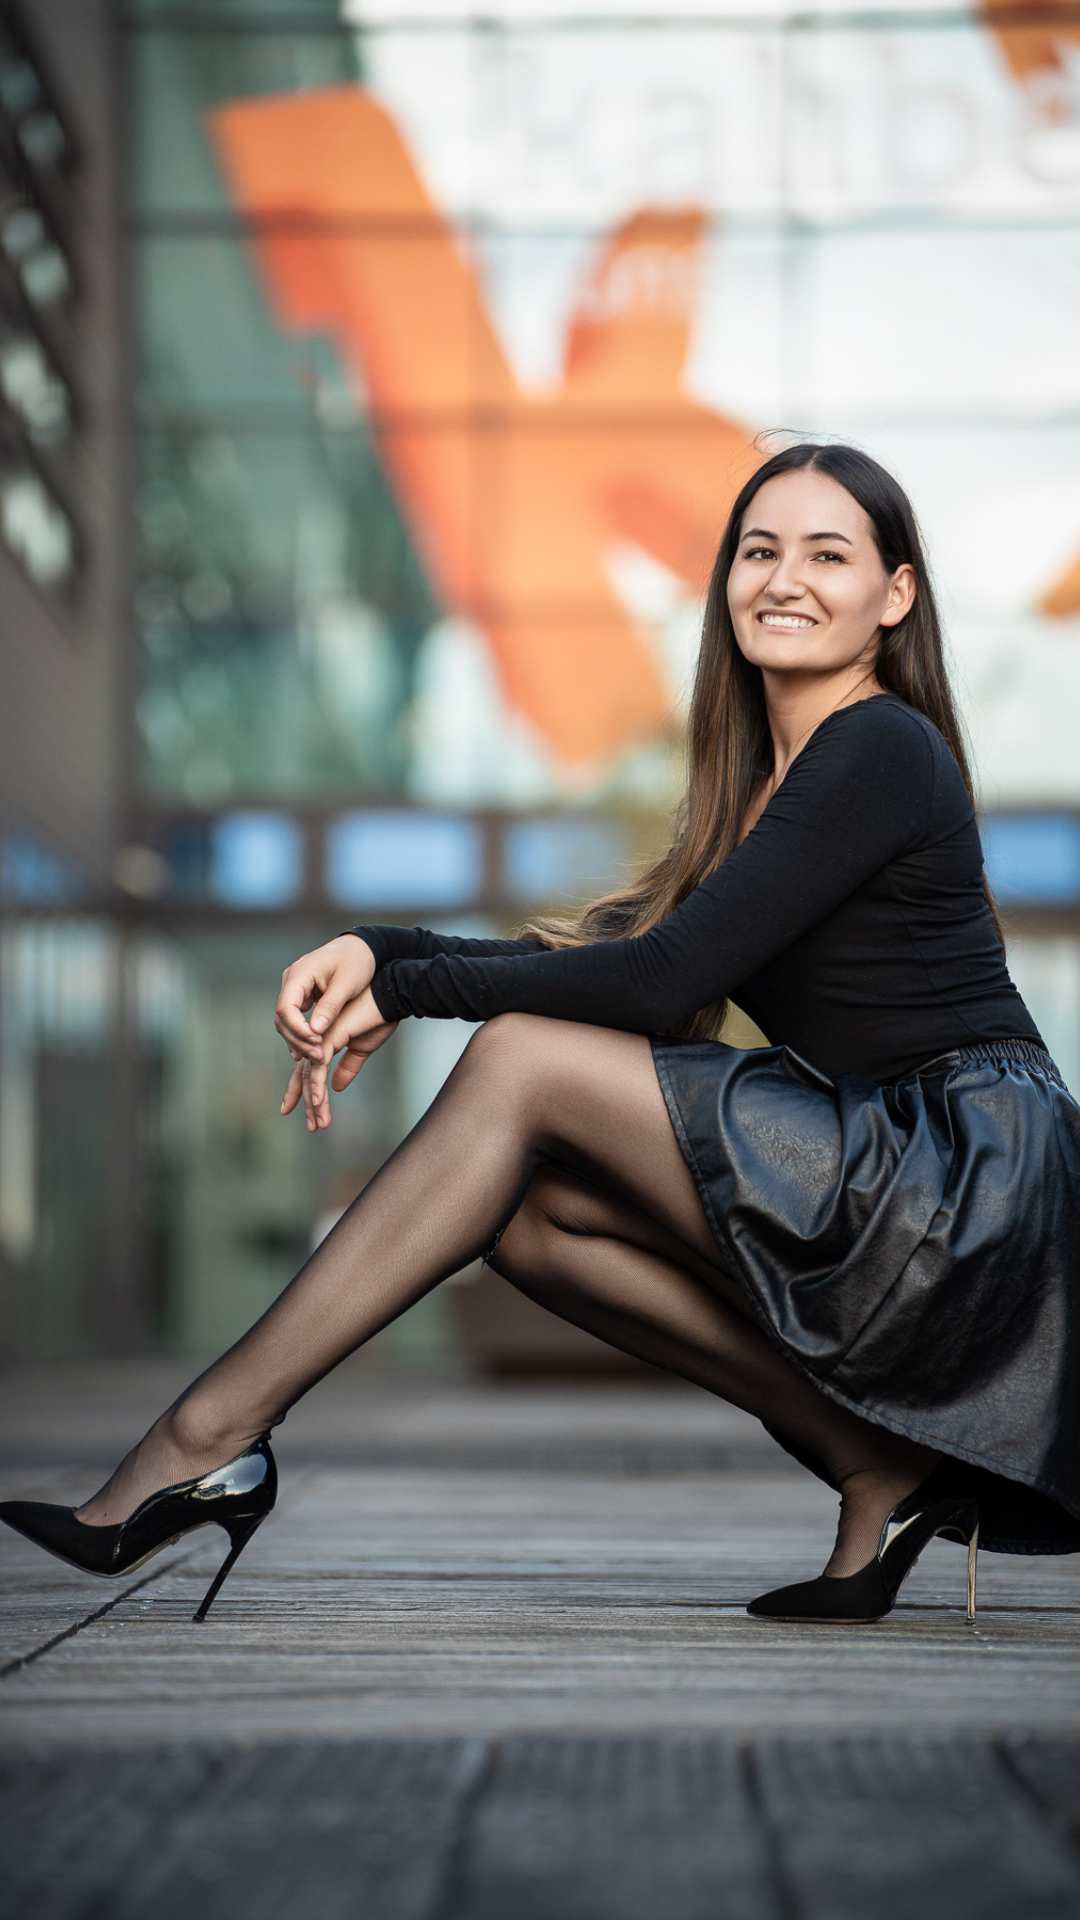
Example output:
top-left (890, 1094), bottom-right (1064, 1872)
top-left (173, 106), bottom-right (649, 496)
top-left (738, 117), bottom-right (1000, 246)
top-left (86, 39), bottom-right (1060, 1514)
top-left (746, 1454), bottom-right (982, 1625)
top-left (0, 1434), bottom-right (277, 1624)
top-left (192, 1509), bottom-right (268, 1624)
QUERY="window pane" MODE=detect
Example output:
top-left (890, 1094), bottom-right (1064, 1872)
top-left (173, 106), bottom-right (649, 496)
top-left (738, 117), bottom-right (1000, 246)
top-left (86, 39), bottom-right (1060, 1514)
top-left (211, 812), bottom-right (304, 906)
top-left (327, 812), bottom-right (484, 907)
top-left (137, 236), bottom-right (326, 419)
top-left (1, 469), bottom-right (75, 586)
top-left (503, 817), bottom-right (629, 903)
top-left (982, 816), bottom-right (1080, 907)
top-left (129, 29), bottom-right (364, 215)
top-left (0, 830), bottom-right (88, 904)
top-left (0, 326), bottom-right (72, 445)
top-left (0, 206), bottom-right (73, 311)
top-left (136, 229), bottom-right (479, 423)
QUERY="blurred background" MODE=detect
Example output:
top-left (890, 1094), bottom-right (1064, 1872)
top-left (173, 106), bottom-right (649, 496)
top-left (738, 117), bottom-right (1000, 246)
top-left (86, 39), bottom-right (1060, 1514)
top-left (2, 0), bottom-right (1078, 1374)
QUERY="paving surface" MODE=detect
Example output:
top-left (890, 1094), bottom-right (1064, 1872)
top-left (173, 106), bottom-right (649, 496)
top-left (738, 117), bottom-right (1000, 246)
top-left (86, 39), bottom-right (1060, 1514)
top-left (1, 1359), bottom-right (1079, 1916)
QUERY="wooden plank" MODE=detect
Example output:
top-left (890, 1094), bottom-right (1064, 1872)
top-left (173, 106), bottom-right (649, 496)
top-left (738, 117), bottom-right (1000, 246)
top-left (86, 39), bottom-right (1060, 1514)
top-left (997, 1737), bottom-right (1080, 1852)
top-left (1, 1462), bottom-right (1078, 1745)
top-left (0, 1748), bottom-right (216, 1915)
top-left (1, 1372), bottom-right (1078, 1919)
top-left (0, 1740), bottom-right (488, 1920)
top-left (750, 1737), bottom-right (1080, 1920)
top-left (0, 1370), bottom-right (767, 1471)
top-left (4, 1736), bottom-right (1078, 1920)
top-left (449, 1734), bottom-right (770, 1920)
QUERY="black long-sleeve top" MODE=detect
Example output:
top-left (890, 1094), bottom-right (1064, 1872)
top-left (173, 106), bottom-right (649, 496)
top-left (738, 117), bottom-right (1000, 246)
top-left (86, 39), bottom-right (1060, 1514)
top-left (340, 693), bottom-right (1044, 1083)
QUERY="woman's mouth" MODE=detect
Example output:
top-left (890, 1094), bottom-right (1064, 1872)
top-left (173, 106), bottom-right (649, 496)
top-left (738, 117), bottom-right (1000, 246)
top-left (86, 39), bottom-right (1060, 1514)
top-left (755, 611), bottom-right (819, 632)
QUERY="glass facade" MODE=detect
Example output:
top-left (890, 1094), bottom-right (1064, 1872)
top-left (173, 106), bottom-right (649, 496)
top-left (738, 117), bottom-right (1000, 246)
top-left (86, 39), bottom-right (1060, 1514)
top-left (0, 4), bottom-right (81, 596)
top-left (127, 6), bottom-right (1080, 813)
top-left (1, 917), bottom-right (114, 1355)
top-left (5, 4), bottom-right (1079, 1361)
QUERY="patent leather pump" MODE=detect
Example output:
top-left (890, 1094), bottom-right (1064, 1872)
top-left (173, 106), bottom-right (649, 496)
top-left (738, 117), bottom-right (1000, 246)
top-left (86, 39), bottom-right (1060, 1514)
top-left (746, 1454), bottom-right (981, 1625)
top-left (0, 1434), bottom-right (277, 1624)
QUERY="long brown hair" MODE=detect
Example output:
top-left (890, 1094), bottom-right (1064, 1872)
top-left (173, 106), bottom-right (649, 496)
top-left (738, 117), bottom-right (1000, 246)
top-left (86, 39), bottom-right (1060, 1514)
top-left (511, 439), bottom-right (1007, 1042)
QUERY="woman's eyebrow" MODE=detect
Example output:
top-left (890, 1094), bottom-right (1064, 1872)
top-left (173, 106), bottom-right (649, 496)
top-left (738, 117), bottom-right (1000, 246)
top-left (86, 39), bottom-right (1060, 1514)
top-left (740, 528), bottom-right (854, 544)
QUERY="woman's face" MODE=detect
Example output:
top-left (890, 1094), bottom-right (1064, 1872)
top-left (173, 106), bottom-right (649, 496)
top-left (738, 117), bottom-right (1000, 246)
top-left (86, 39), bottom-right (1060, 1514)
top-left (727, 469), bottom-right (914, 683)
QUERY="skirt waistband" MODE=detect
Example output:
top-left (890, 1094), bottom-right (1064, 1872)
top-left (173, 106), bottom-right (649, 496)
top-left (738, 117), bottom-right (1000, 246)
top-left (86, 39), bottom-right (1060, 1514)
top-left (900, 1037), bottom-right (1068, 1091)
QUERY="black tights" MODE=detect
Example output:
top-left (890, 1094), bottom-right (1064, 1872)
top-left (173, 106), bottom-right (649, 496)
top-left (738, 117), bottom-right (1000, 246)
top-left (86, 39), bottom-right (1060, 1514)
top-left (74, 1015), bottom-right (939, 1575)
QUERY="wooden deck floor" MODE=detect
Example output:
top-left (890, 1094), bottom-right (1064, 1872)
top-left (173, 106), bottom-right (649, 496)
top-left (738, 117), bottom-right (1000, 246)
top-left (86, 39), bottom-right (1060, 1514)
top-left (2, 1360), bottom-right (1078, 1916)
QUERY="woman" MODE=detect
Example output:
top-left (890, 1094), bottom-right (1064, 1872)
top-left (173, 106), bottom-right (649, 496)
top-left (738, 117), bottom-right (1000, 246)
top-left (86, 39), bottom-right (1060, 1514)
top-left (4, 441), bottom-right (1079, 1628)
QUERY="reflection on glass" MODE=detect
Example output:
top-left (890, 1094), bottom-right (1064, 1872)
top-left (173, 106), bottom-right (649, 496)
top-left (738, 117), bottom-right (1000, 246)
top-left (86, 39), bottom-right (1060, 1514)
top-left (137, 236), bottom-right (343, 420)
top-left (211, 812), bottom-right (303, 907)
top-left (130, 28), bottom-right (362, 216)
top-left (0, 328), bottom-right (71, 444)
top-left (1006, 935), bottom-right (1080, 1096)
top-left (0, 469), bottom-right (74, 585)
top-left (0, 51), bottom-right (39, 118)
top-left (158, 819), bottom-right (213, 896)
top-left (981, 815), bottom-right (1080, 907)
top-left (503, 816), bottom-right (629, 902)
top-left (0, 830), bottom-right (87, 903)
top-left (327, 811), bottom-right (484, 908)
top-left (18, 108), bottom-right (67, 173)
top-left (135, 424), bottom-right (437, 801)
top-left (0, 207), bottom-right (72, 309)
top-left (0, 16), bottom-right (70, 175)
top-left (0, 920), bottom-right (114, 1352)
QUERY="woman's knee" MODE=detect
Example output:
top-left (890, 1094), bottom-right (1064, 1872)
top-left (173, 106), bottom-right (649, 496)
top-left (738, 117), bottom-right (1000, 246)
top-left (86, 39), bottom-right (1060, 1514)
top-left (483, 1164), bottom-right (600, 1286)
top-left (456, 1013), bottom-right (556, 1120)
top-left (465, 1011), bottom-right (550, 1070)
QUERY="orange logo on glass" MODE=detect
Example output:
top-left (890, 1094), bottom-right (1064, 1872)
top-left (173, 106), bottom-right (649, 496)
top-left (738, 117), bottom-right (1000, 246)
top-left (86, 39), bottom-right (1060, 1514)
top-left (208, 88), bottom-right (761, 767)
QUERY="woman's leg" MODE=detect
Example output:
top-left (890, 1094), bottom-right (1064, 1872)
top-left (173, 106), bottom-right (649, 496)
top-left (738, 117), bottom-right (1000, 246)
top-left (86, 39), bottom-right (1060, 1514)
top-left (480, 1165), bottom-right (940, 1577)
top-left (74, 1013), bottom-right (937, 1570)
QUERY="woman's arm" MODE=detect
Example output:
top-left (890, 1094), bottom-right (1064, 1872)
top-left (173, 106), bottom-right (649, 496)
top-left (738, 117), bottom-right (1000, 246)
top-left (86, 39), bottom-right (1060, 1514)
top-left (337, 925), bottom-right (548, 969)
top-left (365, 701), bottom-right (935, 1032)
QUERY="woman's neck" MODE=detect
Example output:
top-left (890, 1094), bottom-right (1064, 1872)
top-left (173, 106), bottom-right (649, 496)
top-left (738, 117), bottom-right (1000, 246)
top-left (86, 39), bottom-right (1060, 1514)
top-left (761, 667), bottom-right (887, 783)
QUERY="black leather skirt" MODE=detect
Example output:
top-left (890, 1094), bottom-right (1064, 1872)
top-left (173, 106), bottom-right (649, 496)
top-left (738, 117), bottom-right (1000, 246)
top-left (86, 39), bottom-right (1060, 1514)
top-left (649, 1032), bottom-right (1080, 1556)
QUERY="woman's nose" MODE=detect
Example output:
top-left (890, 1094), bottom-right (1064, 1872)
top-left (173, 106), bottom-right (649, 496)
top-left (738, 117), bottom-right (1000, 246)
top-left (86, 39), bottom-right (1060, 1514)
top-left (766, 563), bottom-right (814, 599)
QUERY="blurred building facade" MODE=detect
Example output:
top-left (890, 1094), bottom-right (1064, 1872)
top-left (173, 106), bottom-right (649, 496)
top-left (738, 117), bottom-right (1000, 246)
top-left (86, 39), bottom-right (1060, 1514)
top-left (3, 0), bottom-right (1079, 1363)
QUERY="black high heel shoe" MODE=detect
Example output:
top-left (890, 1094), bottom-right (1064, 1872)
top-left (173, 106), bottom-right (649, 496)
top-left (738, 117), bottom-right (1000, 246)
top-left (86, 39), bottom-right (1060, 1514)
top-left (0, 1434), bottom-right (277, 1624)
top-left (745, 1454), bottom-right (981, 1625)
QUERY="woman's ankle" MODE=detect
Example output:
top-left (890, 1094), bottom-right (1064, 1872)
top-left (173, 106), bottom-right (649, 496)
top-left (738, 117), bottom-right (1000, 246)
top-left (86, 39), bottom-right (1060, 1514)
top-left (156, 1398), bottom-right (263, 1472)
top-left (836, 1434), bottom-right (941, 1490)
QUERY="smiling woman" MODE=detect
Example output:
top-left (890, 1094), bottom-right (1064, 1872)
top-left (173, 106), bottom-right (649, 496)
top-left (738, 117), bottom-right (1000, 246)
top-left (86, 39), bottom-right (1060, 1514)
top-left (4, 440), bottom-right (1078, 1634)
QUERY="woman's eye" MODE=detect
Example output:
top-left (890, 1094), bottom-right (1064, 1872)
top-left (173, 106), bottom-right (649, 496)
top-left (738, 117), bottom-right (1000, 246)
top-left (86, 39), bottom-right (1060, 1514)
top-left (745, 547), bottom-right (844, 563)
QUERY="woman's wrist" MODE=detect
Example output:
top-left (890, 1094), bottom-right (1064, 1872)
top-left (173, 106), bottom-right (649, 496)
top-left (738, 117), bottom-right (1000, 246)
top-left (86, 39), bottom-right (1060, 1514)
top-left (369, 968), bottom-right (403, 1023)
top-left (337, 928), bottom-right (383, 974)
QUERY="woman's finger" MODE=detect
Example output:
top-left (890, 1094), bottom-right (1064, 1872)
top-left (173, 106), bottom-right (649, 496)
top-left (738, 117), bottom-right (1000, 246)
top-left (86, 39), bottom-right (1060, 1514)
top-left (307, 1047), bottom-right (332, 1129)
top-left (280, 1057), bottom-right (305, 1116)
top-left (302, 1055), bottom-right (335, 1132)
top-left (275, 966), bottom-right (321, 1049)
top-left (276, 974), bottom-right (335, 1060)
top-left (331, 1041), bottom-right (379, 1093)
top-left (302, 1057), bottom-right (320, 1132)
top-left (275, 940), bottom-right (374, 1058)
top-left (318, 987), bottom-right (397, 1064)
top-left (275, 999), bottom-right (323, 1060)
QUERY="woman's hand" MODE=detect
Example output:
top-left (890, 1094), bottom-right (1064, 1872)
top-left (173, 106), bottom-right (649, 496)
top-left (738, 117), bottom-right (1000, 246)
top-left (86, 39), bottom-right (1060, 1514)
top-left (275, 934), bottom-right (376, 1062)
top-left (280, 985), bottom-right (400, 1132)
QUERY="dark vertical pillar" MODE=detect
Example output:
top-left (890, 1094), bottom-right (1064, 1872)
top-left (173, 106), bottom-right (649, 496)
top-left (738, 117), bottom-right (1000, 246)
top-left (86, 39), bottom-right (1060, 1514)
top-left (98, 0), bottom-right (146, 1353)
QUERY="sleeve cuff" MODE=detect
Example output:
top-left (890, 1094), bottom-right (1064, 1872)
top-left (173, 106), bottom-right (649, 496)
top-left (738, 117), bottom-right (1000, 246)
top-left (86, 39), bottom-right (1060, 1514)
top-left (369, 968), bottom-right (405, 1023)
top-left (338, 926), bottom-right (393, 969)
